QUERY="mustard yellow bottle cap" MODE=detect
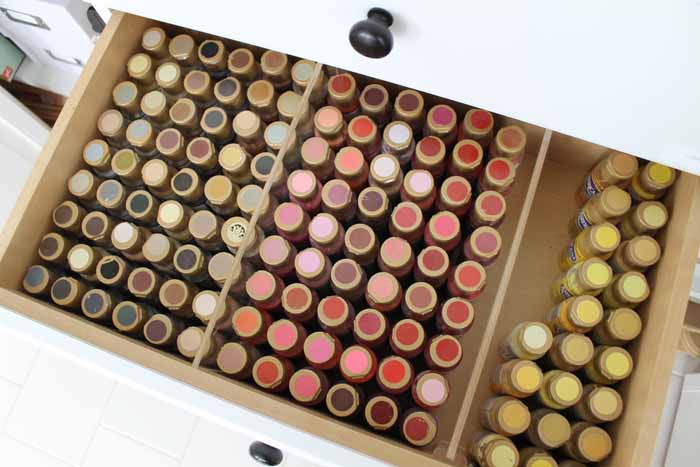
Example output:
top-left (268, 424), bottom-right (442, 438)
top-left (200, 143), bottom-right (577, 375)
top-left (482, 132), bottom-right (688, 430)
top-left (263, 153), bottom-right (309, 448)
top-left (536, 412), bottom-right (571, 448)
top-left (513, 361), bottom-right (543, 393)
top-left (551, 372), bottom-right (582, 406)
top-left (582, 259), bottom-right (612, 289)
top-left (601, 186), bottom-right (631, 214)
top-left (498, 399), bottom-right (531, 434)
top-left (577, 425), bottom-right (613, 462)
top-left (572, 296), bottom-right (603, 327)
top-left (609, 152), bottom-right (638, 178)
top-left (592, 223), bottom-right (620, 251)
top-left (486, 441), bottom-right (519, 467)
top-left (640, 202), bottom-right (668, 228)
top-left (620, 272), bottom-right (649, 301)
top-left (602, 347), bottom-right (633, 380)
top-left (561, 333), bottom-right (594, 366)
top-left (608, 308), bottom-right (642, 341)
top-left (589, 386), bottom-right (623, 421)
top-left (648, 163), bottom-right (675, 185)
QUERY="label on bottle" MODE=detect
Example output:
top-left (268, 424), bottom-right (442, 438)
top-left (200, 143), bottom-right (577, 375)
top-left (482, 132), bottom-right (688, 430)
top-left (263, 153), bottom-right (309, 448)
top-left (583, 174), bottom-right (601, 199)
top-left (576, 211), bottom-right (593, 230)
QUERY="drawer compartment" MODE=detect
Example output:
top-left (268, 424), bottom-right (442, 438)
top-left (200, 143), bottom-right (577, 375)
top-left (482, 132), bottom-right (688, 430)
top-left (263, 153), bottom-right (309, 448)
top-left (0, 11), bottom-right (697, 467)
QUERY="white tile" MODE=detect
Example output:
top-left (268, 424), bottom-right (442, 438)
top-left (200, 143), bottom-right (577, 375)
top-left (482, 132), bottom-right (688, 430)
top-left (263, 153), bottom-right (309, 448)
top-left (181, 418), bottom-right (266, 467)
top-left (0, 378), bottom-right (20, 428)
top-left (0, 328), bottom-right (39, 384)
top-left (83, 427), bottom-right (178, 467)
top-left (100, 384), bottom-right (196, 458)
top-left (5, 351), bottom-right (115, 465)
top-left (0, 434), bottom-right (72, 467)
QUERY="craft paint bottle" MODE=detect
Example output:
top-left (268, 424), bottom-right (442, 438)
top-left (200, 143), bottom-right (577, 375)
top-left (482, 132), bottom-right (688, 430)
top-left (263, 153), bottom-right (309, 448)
top-left (357, 187), bottom-right (390, 232)
top-left (526, 408), bottom-right (571, 449)
top-left (464, 226), bottom-right (502, 267)
top-left (113, 300), bottom-right (156, 335)
top-left (127, 267), bottom-right (164, 303)
top-left (543, 332), bottom-right (594, 372)
top-left (201, 106), bottom-right (234, 145)
top-left (67, 243), bottom-right (107, 282)
top-left (259, 235), bottom-right (297, 279)
top-left (314, 106), bottom-right (347, 151)
top-left (82, 139), bottom-right (114, 178)
top-left (489, 125), bottom-right (527, 168)
top-left (110, 150), bottom-right (144, 190)
top-left (214, 76), bottom-right (246, 113)
top-left (22, 265), bottom-right (58, 297)
top-left (155, 62), bottom-right (185, 99)
top-left (97, 109), bottom-right (128, 148)
top-left (281, 283), bottom-right (318, 323)
top-left (198, 39), bottom-right (228, 78)
top-left (251, 152), bottom-right (288, 200)
top-left (572, 384), bottom-right (624, 423)
top-left (38, 232), bottom-right (75, 266)
top-left (252, 355), bottom-right (295, 393)
top-left (186, 137), bottom-right (219, 176)
top-left (449, 139), bottom-right (484, 180)
top-left (335, 147), bottom-right (369, 193)
top-left (366, 272), bottom-right (402, 313)
top-left (127, 53), bottom-right (157, 91)
top-left (343, 224), bottom-right (379, 269)
top-left (469, 191), bottom-right (506, 228)
top-left (155, 128), bottom-right (188, 168)
top-left (326, 383), bottom-right (364, 419)
top-left (401, 282), bottom-right (438, 322)
top-left (267, 319), bottom-right (307, 358)
top-left (436, 176), bottom-right (472, 219)
top-left (227, 48), bottom-right (260, 84)
top-left (288, 170), bottom-right (323, 215)
top-left (140, 90), bottom-right (171, 128)
top-left (291, 59), bottom-right (327, 106)
top-left (126, 190), bottom-right (160, 228)
top-left (491, 359), bottom-right (543, 398)
top-left (390, 318), bottom-right (425, 359)
top-left (382, 121), bottom-right (415, 168)
top-left (247, 80), bottom-right (278, 123)
top-left (478, 157), bottom-right (516, 195)
top-left (265, 121), bottom-right (301, 170)
top-left (389, 202), bottom-right (424, 244)
top-left (177, 326), bottom-right (226, 366)
top-left (81, 288), bottom-right (121, 322)
top-left (340, 345), bottom-right (377, 384)
top-left (545, 295), bottom-right (603, 334)
top-left (559, 222), bottom-right (620, 271)
top-left (330, 258), bottom-right (367, 303)
top-left (561, 422), bottom-right (613, 464)
top-left (393, 89), bottom-right (425, 134)
top-left (216, 341), bottom-right (260, 380)
top-left (188, 210), bottom-right (224, 251)
top-left (142, 159), bottom-right (176, 200)
top-left (577, 151), bottom-right (638, 204)
top-left (600, 271), bottom-right (650, 308)
top-left (480, 396), bottom-right (531, 436)
top-left (233, 110), bottom-right (266, 155)
top-left (169, 98), bottom-right (201, 137)
top-left (218, 143), bottom-right (253, 185)
top-left (518, 448), bottom-right (557, 467)
top-left (499, 322), bottom-right (553, 361)
top-left (459, 109), bottom-right (494, 148)
top-left (301, 137), bottom-right (335, 182)
top-left (245, 270), bottom-right (284, 312)
top-left (436, 298), bottom-right (475, 335)
top-left (184, 70), bottom-right (216, 108)
top-left (144, 314), bottom-right (185, 348)
top-left (573, 185), bottom-right (631, 232)
top-left (360, 84), bottom-right (391, 127)
top-left (318, 296), bottom-right (355, 336)
top-left (377, 355), bottom-right (414, 395)
top-left (628, 162), bottom-right (677, 201)
top-left (619, 201), bottom-right (668, 239)
top-left (174, 244), bottom-right (212, 284)
top-left (353, 308), bottom-right (389, 348)
top-left (584, 345), bottom-right (634, 385)
top-left (232, 306), bottom-right (272, 345)
top-left (96, 255), bottom-right (132, 288)
top-left (194, 286), bottom-right (237, 327)
top-left (551, 258), bottom-right (612, 302)
top-left (204, 175), bottom-right (239, 217)
top-left (304, 331), bottom-right (343, 370)
top-left (169, 34), bottom-right (201, 70)
top-left (424, 104), bottom-right (457, 146)
top-left (274, 202), bottom-right (310, 246)
top-left (401, 410), bottom-right (437, 447)
top-left (469, 432), bottom-right (520, 467)
top-left (141, 27), bottom-right (169, 58)
top-left (537, 369), bottom-right (583, 410)
top-left (609, 236), bottom-right (661, 273)
top-left (222, 216), bottom-right (264, 266)
top-left (126, 119), bottom-right (158, 157)
top-left (369, 153), bottom-right (403, 201)
top-left (294, 248), bottom-right (331, 291)
top-left (289, 367), bottom-right (329, 406)
top-left (260, 50), bottom-right (291, 91)
top-left (591, 307), bottom-right (642, 345)
top-left (159, 279), bottom-right (198, 318)
top-left (365, 394), bottom-right (400, 432)
top-left (413, 136), bottom-right (446, 179)
top-left (52, 200), bottom-right (86, 234)
top-left (348, 115), bottom-right (381, 160)
top-left (400, 170), bottom-right (435, 212)
top-left (414, 246), bottom-right (450, 288)
top-left (237, 185), bottom-right (277, 233)
top-left (157, 200), bottom-right (193, 241)
top-left (142, 233), bottom-right (180, 274)
top-left (327, 73), bottom-right (360, 119)
top-left (448, 261), bottom-right (487, 300)
top-left (208, 251), bottom-right (251, 297)
top-left (68, 169), bottom-right (102, 209)
top-left (412, 371), bottom-right (450, 411)
top-left (424, 334), bottom-right (462, 371)
top-left (81, 211), bottom-right (116, 248)
top-left (378, 236), bottom-right (415, 280)
top-left (277, 91), bottom-right (314, 139)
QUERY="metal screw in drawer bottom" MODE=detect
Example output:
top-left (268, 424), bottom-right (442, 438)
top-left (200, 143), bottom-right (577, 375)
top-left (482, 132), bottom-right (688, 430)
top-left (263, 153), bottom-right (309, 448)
top-left (249, 441), bottom-right (284, 465)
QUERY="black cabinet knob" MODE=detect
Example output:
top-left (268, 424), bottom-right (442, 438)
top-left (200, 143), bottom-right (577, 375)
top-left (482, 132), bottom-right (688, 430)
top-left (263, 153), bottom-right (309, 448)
top-left (349, 7), bottom-right (394, 59)
top-left (249, 441), bottom-right (284, 466)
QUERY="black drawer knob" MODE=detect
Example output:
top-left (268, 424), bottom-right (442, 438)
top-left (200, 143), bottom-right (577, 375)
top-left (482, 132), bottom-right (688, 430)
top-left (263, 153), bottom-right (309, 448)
top-left (249, 441), bottom-right (284, 466)
top-left (349, 7), bottom-right (394, 59)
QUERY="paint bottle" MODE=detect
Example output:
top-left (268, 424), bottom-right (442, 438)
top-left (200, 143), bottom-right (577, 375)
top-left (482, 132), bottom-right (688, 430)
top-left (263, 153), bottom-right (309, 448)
top-left (294, 248), bottom-right (331, 291)
top-left (328, 73), bottom-right (360, 119)
top-left (267, 319), bottom-right (308, 358)
top-left (400, 170), bottom-right (435, 212)
top-left (186, 137), bottom-right (219, 176)
top-left (218, 144), bottom-right (252, 186)
top-left (200, 107), bottom-right (233, 145)
top-left (113, 300), bottom-right (156, 335)
top-left (169, 98), bottom-right (201, 137)
top-left (584, 345), bottom-right (634, 385)
top-left (259, 235), bottom-right (297, 280)
top-left (401, 410), bottom-right (437, 447)
top-left (208, 251), bottom-right (251, 298)
top-left (281, 283), bottom-right (318, 323)
top-left (411, 371), bottom-right (450, 411)
top-left (126, 120), bottom-right (158, 157)
top-left (326, 383), bottom-right (364, 419)
top-left (155, 128), bottom-right (188, 168)
top-left (143, 233), bottom-right (180, 274)
top-left (340, 345), bottom-right (377, 384)
top-left (277, 91), bottom-right (314, 139)
top-left (437, 176), bottom-right (473, 218)
top-left (265, 121), bottom-right (301, 170)
top-left (237, 185), bottom-right (277, 233)
top-left (600, 271), bottom-right (650, 308)
top-left (448, 261), bottom-right (487, 300)
top-left (227, 48), bottom-right (260, 85)
top-left (551, 258), bottom-right (612, 302)
top-left (344, 224), bottom-right (379, 269)
top-left (320, 179), bottom-right (356, 224)
top-left (573, 186), bottom-right (632, 233)
top-left (449, 139), bottom-right (483, 180)
top-left (358, 187), bottom-right (390, 231)
top-left (81, 288), bottom-right (121, 322)
top-left (369, 153), bottom-right (403, 200)
top-left (96, 255), bottom-right (132, 288)
top-left (382, 121), bottom-right (415, 168)
top-left (96, 179), bottom-right (132, 218)
top-left (174, 244), bottom-right (211, 284)
top-left (231, 306), bottom-right (272, 345)
top-left (543, 332), bottom-right (594, 372)
top-left (155, 62), bottom-right (185, 100)
top-left (193, 290), bottom-right (238, 332)
top-left (144, 314), bottom-right (185, 348)
top-left (459, 109), bottom-right (494, 148)
top-left (157, 200), bottom-right (193, 241)
top-left (159, 279), bottom-right (198, 318)
top-left (216, 341), bottom-right (260, 380)
top-left (491, 359), bottom-right (543, 398)
top-left (424, 334), bottom-right (463, 371)
top-left (245, 270), bottom-right (284, 312)
top-left (251, 152), bottom-right (288, 201)
top-left (560, 222), bottom-right (620, 272)
top-left (330, 258), bottom-right (367, 304)
top-left (52, 200), bottom-right (86, 234)
top-left (204, 176), bottom-right (239, 217)
top-left (424, 104), bottom-right (457, 146)
top-left (469, 191), bottom-right (506, 229)
top-left (68, 169), bottom-right (102, 209)
top-left (334, 146), bottom-right (369, 193)
top-left (23, 265), bottom-right (58, 297)
top-left (389, 318), bottom-right (426, 359)
top-left (562, 422), bottom-right (613, 464)
top-left (425, 211), bottom-right (462, 253)
top-left (67, 243), bottom-right (107, 282)
top-left (619, 200), bottom-right (668, 239)
top-left (127, 267), bottom-right (164, 303)
top-left (112, 221), bottom-right (151, 262)
top-left (291, 59), bottom-right (327, 107)
top-left (188, 210), bottom-right (224, 251)
top-left (260, 50), bottom-right (291, 91)
top-left (288, 170), bottom-right (323, 215)
top-left (127, 53), bottom-right (157, 91)
top-left (184, 70), bottom-right (216, 108)
top-left (314, 106), bottom-right (347, 151)
top-left (274, 202), bottom-right (310, 246)
top-left (576, 151), bottom-right (638, 204)
top-left (545, 295), bottom-right (603, 334)
top-left (301, 137), bottom-right (335, 182)
top-left (289, 367), bottom-right (329, 406)
top-left (141, 27), bottom-right (169, 58)
top-left (177, 327), bottom-right (226, 366)
top-left (233, 110), bottom-right (266, 155)
top-left (413, 136), bottom-right (446, 179)
top-left (348, 115), bottom-right (381, 159)
top-left (38, 232), bottom-right (75, 266)
top-left (518, 448), bottom-right (557, 467)
top-left (366, 272), bottom-right (402, 313)
top-left (402, 282), bottom-right (439, 322)
top-left (469, 432), bottom-right (519, 467)
top-left (464, 226), bottom-right (502, 267)
top-left (126, 190), bottom-right (160, 229)
top-left (221, 216), bottom-right (264, 266)
top-left (81, 212), bottom-right (116, 249)
top-left (489, 125), bottom-right (527, 168)
top-left (214, 76), bottom-right (246, 114)
top-left (169, 34), bottom-right (201, 70)
top-left (591, 308), bottom-right (642, 345)
top-left (303, 331), bottom-right (343, 370)
top-left (247, 80), bottom-right (278, 123)
top-left (609, 236), bottom-right (661, 273)
top-left (393, 89), bottom-right (425, 134)
top-left (526, 409), bottom-right (571, 449)
top-left (377, 355), bottom-right (414, 395)
top-left (478, 157), bottom-right (516, 195)
top-left (97, 109), bottom-right (128, 148)
top-left (358, 84), bottom-right (391, 127)
top-left (389, 202), bottom-right (424, 243)
top-left (140, 90), bottom-right (170, 128)
top-left (479, 396), bottom-right (531, 437)
top-left (378, 237), bottom-right (415, 280)
top-left (353, 308), bottom-right (389, 348)
top-left (629, 162), bottom-right (677, 201)
top-left (537, 370), bottom-right (583, 410)
top-left (500, 322), bottom-right (553, 360)
top-left (414, 246), bottom-right (450, 288)
top-left (365, 394), bottom-right (400, 432)
top-left (142, 159), bottom-right (176, 200)
top-left (436, 298), bottom-right (475, 335)
top-left (82, 139), bottom-right (114, 178)
top-left (197, 39), bottom-right (228, 78)
top-left (572, 384), bottom-right (624, 423)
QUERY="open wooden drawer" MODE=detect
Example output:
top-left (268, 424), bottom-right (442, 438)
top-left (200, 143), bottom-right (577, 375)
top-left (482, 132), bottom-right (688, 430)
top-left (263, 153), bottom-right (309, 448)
top-left (0, 11), bottom-right (698, 467)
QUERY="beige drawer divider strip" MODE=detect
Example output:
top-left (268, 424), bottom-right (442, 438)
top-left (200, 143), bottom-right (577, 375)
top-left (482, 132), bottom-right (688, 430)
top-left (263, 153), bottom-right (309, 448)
top-left (446, 129), bottom-right (552, 460)
top-left (192, 62), bottom-right (324, 368)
